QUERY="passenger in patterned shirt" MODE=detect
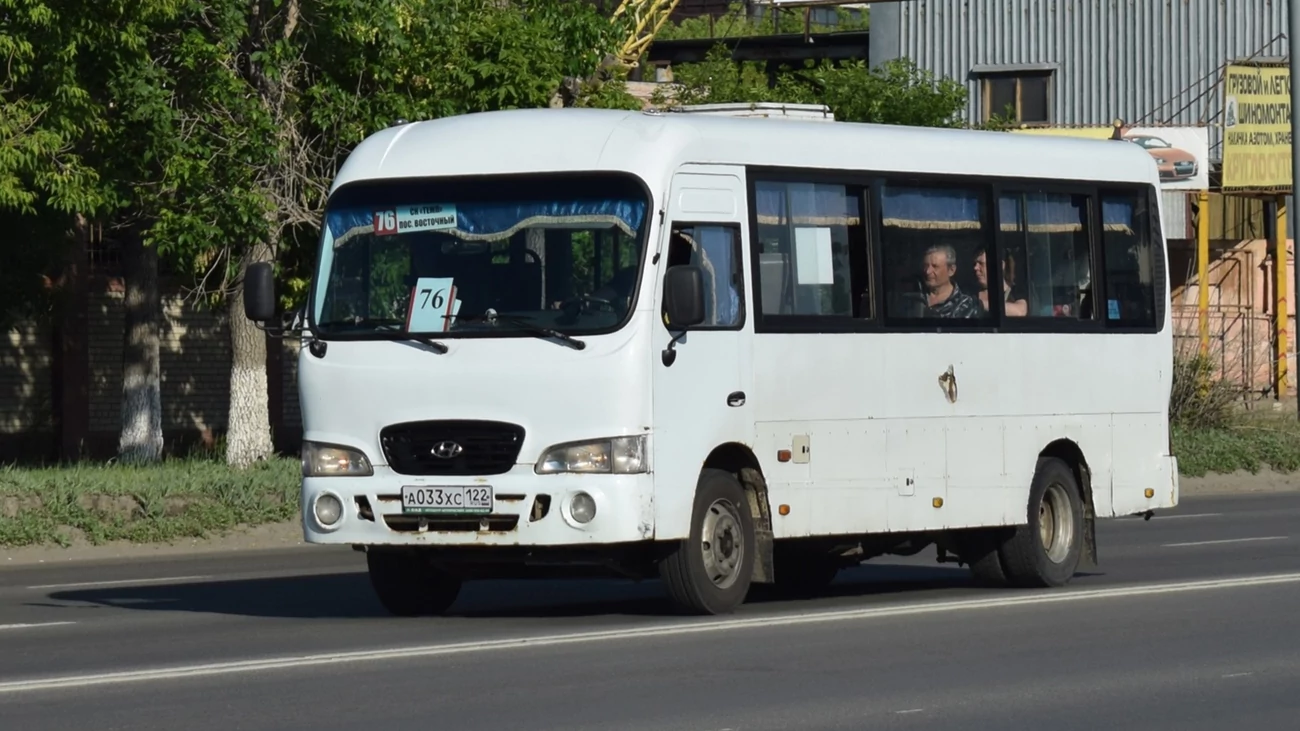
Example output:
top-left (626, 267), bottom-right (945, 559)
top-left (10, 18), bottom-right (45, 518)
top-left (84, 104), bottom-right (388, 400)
top-left (901, 243), bottom-right (984, 319)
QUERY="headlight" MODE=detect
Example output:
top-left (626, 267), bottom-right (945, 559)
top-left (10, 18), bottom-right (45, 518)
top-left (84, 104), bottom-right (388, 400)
top-left (302, 441), bottom-right (374, 477)
top-left (534, 435), bottom-right (647, 475)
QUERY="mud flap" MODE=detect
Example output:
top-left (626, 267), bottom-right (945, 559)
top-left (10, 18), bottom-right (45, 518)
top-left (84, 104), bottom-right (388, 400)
top-left (1077, 461), bottom-right (1098, 571)
top-left (740, 467), bottom-right (775, 584)
top-left (752, 527), bottom-right (775, 583)
top-left (1079, 511), bottom-right (1098, 570)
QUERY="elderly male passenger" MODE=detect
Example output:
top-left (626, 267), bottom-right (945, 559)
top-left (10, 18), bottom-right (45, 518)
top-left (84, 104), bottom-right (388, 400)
top-left (904, 243), bottom-right (984, 318)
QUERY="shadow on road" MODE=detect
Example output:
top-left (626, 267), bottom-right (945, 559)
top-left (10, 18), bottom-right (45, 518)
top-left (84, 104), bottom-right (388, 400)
top-left (46, 572), bottom-right (388, 619)
top-left (35, 562), bottom-right (1036, 621)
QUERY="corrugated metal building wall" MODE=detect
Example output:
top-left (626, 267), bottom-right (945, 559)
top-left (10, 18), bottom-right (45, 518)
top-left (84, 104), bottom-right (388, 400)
top-left (870, 0), bottom-right (1289, 158)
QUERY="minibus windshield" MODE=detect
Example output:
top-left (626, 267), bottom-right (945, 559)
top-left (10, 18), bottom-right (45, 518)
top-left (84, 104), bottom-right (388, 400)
top-left (310, 172), bottom-right (650, 340)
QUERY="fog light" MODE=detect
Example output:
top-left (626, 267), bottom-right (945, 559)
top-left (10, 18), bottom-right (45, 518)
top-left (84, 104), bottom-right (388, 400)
top-left (570, 492), bottom-right (596, 524)
top-left (314, 493), bottom-right (343, 528)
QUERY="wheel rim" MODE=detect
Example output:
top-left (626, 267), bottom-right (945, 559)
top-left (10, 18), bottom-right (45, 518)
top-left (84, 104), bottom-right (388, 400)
top-left (1038, 482), bottom-right (1075, 564)
top-left (700, 498), bottom-right (746, 590)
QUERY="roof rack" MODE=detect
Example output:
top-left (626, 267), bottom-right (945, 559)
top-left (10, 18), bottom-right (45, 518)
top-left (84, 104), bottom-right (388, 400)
top-left (655, 102), bottom-right (835, 122)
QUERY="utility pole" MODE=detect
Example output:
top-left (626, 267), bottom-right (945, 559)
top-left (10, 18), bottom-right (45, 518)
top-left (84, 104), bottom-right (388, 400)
top-left (1291, 0), bottom-right (1300, 417)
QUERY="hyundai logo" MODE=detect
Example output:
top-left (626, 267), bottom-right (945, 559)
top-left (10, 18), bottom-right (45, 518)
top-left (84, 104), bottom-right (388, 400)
top-left (430, 441), bottom-right (464, 460)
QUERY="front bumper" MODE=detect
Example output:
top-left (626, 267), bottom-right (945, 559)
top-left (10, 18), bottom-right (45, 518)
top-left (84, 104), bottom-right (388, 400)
top-left (301, 465), bottom-right (655, 547)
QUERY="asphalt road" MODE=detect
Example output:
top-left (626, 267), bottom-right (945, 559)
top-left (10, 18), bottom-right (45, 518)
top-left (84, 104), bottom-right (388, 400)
top-left (1, 493), bottom-right (1298, 730)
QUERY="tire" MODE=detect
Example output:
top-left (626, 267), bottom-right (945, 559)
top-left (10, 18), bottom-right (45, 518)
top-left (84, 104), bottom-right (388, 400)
top-left (963, 529), bottom-right (1012, 587)
top-left (659, 468), bottom-right (756, 615)
top-left (996, 457), bottom-right (1085, 588)
top-left (366, 549), bottom-right (462, 617)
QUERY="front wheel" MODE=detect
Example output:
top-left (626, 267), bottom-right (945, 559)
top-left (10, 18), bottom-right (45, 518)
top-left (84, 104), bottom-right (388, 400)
top-left (996, 457), bottom-right (1085, 588)
top-left (659, 469), bottom-right (756, 615)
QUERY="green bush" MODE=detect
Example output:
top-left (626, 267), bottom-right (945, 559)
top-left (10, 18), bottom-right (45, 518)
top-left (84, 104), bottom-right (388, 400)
top-left (0, 457), bottom-right (300, 547)
top-left (1169, 349), bottom-right (1242, 430)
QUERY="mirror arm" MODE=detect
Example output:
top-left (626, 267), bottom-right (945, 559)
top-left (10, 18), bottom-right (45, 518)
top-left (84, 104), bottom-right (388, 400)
top-left (252, 320), bottom-right (296, 340)
top-left (661, 327), bottom-right (687, 367)
top-left (251, 310), bottom-right (308, 340)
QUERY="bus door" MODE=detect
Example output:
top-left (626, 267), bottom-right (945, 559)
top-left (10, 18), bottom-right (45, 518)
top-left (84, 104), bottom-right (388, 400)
top-left (651, 166), bottom-right (755, 540)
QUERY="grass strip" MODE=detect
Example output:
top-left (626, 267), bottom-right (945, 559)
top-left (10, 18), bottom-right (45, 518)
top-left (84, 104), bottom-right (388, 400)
top-left (1173, 412), bottom-right (1300, 478)
top-left (0, 457), bottom-right (300, 548)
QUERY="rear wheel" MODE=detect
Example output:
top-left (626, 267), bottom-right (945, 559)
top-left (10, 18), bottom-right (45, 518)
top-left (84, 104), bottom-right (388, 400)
top-left (996, 457), bottom-right (1084, 588)
top-left (659, 469), bottom-right (755, 615)
top-left (963, 530), bottom-right (1012, 587)
top-left (366, 549), bottom-right (462, 616)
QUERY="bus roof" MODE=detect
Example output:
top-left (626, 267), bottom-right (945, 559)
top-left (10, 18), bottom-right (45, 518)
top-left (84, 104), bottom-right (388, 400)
top-left (331, 107), bottom-right (1162, 193)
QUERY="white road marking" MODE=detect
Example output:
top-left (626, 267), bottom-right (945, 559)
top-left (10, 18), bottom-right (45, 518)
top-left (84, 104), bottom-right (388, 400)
top-left (1162, 537), bottom-right (1287, 548)
top-left (26, 575), bottom-right (212, 591)
top-left (895, 709), bottom-right (924, 714)
top-left (0, 622), bottom-right (76, 631)
top-left (3, 572), bottom-right (1300, 695)
top-left (1222, 672), bottom-right (1254, 678)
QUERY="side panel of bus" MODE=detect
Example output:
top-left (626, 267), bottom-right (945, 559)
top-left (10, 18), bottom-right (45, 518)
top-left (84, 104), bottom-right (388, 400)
top-left (741, 167), bottom-right (1172, 541)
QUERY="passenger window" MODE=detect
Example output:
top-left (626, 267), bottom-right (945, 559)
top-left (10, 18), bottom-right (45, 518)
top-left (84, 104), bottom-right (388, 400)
top-left (1100, 190), bottom-right (1158, 327)
top-left (664, 223), bottom-right (744, 328)
top-left (753, 181), bottom-right (865, 318)
top-left (880, 183), bottom-right (991, 320)
top-left (999, 191), bottom-right (1094, 319)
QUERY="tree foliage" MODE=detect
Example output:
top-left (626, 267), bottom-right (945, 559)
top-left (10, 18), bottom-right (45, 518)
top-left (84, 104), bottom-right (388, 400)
top-left (651, 45), bottom-right (969, 128)
top-left (2, 0), bottom-right (637, 304)
top-left (655, 1), bottom-right (869, 41)
top-left (0, 0), bottom-right (105, 217)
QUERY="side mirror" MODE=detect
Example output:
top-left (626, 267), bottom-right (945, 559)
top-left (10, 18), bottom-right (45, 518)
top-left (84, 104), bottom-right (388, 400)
top-left (663, 265), bottom-right (706, 330)
top-left (243, 261), bottom-right (277, 323)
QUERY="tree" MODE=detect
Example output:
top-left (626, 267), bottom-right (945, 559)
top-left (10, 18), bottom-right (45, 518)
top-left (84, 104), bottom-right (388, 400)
top-left (98, 3), bottom-right (193, 464)
top-left (134, 0), bottom-right (310, 468)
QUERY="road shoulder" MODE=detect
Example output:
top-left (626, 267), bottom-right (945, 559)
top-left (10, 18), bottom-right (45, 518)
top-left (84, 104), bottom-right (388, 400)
top-left (1179, 467), bottom-right (1300, 497)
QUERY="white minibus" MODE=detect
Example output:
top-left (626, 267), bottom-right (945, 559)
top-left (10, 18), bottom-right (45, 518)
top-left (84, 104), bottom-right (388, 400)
top-left (244, 107), bottom-right (1178, 616)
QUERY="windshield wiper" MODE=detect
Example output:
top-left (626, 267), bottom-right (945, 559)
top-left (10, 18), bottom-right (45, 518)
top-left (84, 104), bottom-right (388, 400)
top-left (453, 311), bottom-right (586, 350)
top-left (381, 329), bottom-right (449, 354)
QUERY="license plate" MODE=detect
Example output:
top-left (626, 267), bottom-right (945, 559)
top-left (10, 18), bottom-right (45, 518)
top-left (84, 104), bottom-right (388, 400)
top-left (401, 485), bottom-right (493, 515)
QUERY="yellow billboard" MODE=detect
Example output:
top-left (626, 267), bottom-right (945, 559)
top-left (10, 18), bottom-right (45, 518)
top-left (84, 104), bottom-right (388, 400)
top-left (1222, 64), bottom-right (1292, 191)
